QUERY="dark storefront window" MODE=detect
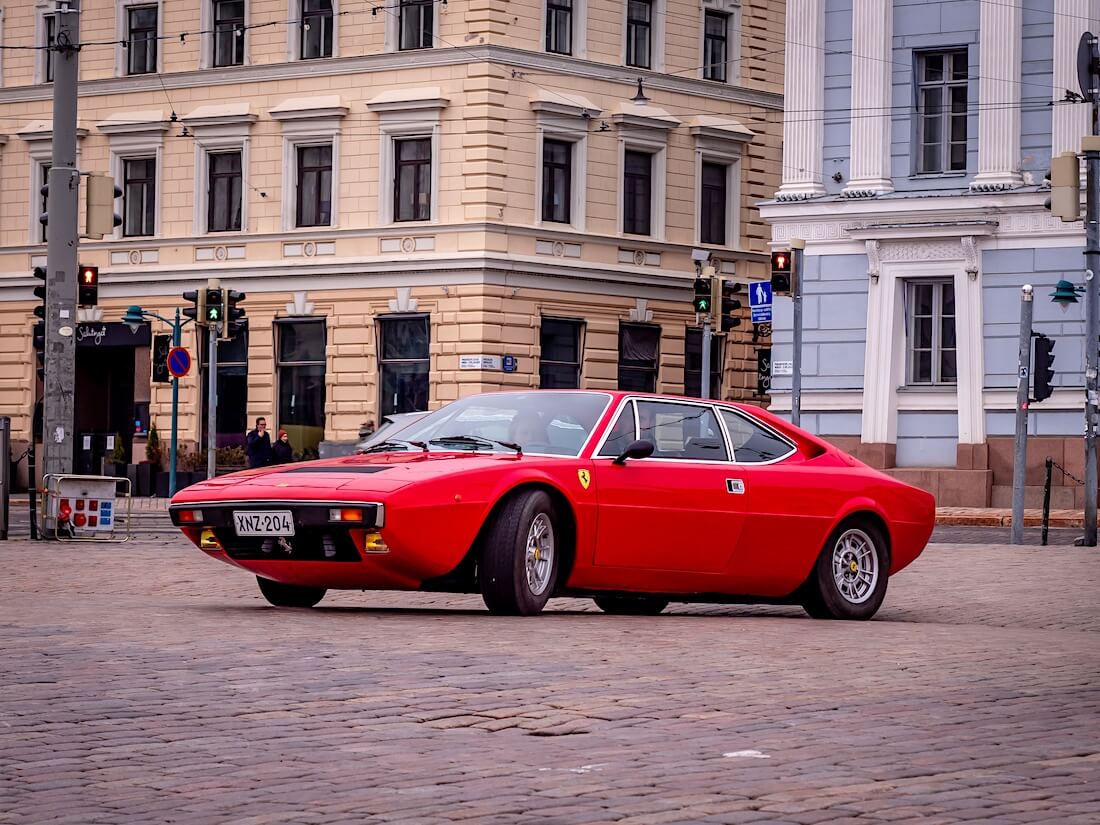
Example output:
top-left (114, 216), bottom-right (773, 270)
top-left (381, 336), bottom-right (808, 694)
top-left (539, 318), bottom-right (583, 389)
top-left (201, 330), bottom-right (249, 448)
top-left (277, 320), bottom-right (327, 455)
top-left (380, 316), bottom-right (430, 416)
top-left (618, 323), bottom-right (660, 392)
top-left (208, 151), bottom-right (242, 232)
top-left (684, 327), bottom-right (723, 399)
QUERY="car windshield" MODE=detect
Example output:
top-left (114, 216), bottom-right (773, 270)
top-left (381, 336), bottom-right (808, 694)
top-left (395, 392), bottom-right (612, 456)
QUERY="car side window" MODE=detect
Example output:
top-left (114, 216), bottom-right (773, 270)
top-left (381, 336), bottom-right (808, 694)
top-left (597, 401), bottom-right (637, 457)
top-left (636, 400), bottom-right (729, 461)
top-left (719, 408), bottom-right (796, 463)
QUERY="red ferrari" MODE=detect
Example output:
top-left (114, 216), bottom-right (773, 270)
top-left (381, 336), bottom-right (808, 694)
top-left (170, 391), bottom-right (935, 620)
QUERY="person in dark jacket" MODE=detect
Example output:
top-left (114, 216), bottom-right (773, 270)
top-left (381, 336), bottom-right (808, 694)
top-left (245, 417), bottom-right (273, 468)
top-left (272, 429), bottom-right (294, 464)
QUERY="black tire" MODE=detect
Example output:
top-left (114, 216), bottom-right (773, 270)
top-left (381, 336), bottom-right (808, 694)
top-left (801, 521), bottom-right (890, 620)
top-left (479, 490), bottom-right (560, 616)
top-left (256, 576), bottom-right (327, 608)
top-left (593, 595), bottom-right (669, 616)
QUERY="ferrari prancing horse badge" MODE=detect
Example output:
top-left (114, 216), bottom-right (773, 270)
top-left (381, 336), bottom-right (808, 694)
top-left (577, 469), bottom-right (591, 490)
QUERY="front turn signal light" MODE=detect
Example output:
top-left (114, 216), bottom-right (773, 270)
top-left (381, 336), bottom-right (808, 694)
top-left (362, 531), bottom-right (389, 554)
top-left (199, 528), bottom-right (222, 552)
top-left (329, 508), bottom-right (364, 523)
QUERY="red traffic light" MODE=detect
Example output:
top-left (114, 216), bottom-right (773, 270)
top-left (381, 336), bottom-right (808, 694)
top-left (78, 265), bottom-right (99, 307)
top-left (79, 265), bottom-right (98, 286)
top-left (770, 251), bottom-right (791, 274)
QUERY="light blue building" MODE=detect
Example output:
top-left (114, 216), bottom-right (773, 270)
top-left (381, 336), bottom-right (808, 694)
top-left (760, 0), bottom-right (1096, 508)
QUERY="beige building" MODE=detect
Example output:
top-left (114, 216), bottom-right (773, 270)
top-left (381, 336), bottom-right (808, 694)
top-left (0, 0), bottom-right (783, 477)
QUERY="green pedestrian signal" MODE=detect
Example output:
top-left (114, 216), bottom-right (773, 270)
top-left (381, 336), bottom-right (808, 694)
top-left (204, 288), bottom-right (223, 323)
top-left (692, 277), bottom-right (712, 313)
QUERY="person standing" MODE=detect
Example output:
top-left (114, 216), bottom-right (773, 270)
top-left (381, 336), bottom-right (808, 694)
top-left (245, 417), bottom-right (273, 468)
top-left (272, 429), bottom-right (294, 464)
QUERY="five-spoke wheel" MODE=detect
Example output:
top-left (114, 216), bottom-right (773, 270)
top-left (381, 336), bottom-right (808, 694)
top-left (480, 490), bottom-right (560, 615)
top-left (801, 522), bottom-right (889, 620)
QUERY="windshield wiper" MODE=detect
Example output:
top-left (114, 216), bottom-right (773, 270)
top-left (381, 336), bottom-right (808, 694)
top-left (360, 439), bottom-right (428, 454)
top-left (428, 434), bottom-right (522, 454)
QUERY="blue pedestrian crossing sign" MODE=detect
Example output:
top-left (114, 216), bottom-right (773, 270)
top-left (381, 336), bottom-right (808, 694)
top-left (749, 281), bottom-right (773, 324)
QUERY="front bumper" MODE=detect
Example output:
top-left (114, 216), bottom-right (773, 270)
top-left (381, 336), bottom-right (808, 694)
top-left (169, 499), bottom-right (385, 562)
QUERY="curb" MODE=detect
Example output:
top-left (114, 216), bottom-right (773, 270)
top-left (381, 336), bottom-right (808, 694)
top-left (935, 512), bottom-right (1084, 528)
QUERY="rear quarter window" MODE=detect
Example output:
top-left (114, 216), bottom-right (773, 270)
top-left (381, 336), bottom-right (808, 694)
top-left (719, 408), bottom-right (795, 464)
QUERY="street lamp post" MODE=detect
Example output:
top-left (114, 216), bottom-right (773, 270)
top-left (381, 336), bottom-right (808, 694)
top-left (123, 305), bottom-right (191, 497)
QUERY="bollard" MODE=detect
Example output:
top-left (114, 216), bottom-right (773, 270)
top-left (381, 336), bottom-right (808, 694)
top-left (1041, 457), bottom-right (1053, 547)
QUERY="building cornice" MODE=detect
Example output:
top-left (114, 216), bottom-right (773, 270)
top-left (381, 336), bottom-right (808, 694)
top-left (0, 46), bottom-right (784, 111)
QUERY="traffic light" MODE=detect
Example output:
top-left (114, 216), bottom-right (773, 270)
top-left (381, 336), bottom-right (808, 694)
top-left (692, 277), bottom-right (712, 313)
top-left (222, 289), bottom-right (247, 340)
top-left (85, 173), bottom-right (123, 239)
top-left (77, 265), bottom-right (99, 306)
top-left (1044, 152), bottom-right (1081, 222)
top-left (152, 334), bottom-right (172, 384)
top-left (32, 266), bottom-right (47, 381)
top-left (719, 280), bottom-right (744, 332)
top-left (771, 249), bottom-right (794, 295)
top-left (182, 289), bottom-right (206, 327)
top-left (1032, 333), bottom-right (1056, 402)
top-left (204, 287), bottom-right (223, 325)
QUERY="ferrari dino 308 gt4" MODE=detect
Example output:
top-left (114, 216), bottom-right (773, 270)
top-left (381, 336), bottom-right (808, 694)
top-left (170, 391), bottom-right (935, 620)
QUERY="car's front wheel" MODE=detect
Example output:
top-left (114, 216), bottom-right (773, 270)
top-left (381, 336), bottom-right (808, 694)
top-left (593, 595), bottom-right (669, 615)
top-left (479, 490), bottom-right (560, 616)
top-left (801, 522), bottom-right (889, 620)
top-left (256, 576), bottom-right (327, 608)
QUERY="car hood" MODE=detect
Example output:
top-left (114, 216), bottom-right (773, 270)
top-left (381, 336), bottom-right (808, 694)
top-left (171, 451), bottom-right (539, 502)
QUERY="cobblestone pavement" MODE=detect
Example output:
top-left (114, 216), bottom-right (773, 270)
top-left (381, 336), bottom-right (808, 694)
top-left (1, 538), bottom-right (1098, 825)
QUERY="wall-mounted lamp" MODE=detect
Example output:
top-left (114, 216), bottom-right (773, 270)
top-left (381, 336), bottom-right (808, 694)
top-left (631, 77), bottom-right (649, 105)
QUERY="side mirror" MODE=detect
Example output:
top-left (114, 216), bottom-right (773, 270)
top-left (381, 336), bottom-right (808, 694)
top-left (613, 439), bottom-right (655, 465)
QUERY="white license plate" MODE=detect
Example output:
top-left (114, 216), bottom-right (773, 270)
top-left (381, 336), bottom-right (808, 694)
top-left (233, 510), bottom-right (295, 537)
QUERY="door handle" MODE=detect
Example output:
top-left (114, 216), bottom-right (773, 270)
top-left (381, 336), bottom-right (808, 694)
top-left (726, 479), bottom-right (745, 494)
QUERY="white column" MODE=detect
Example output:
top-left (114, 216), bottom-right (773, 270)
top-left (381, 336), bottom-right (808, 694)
top-left (861, 241), bottom-right (900, 445)
top-left (777, 0), bottom-right (826, 199)
top-left (971, 0), bottom-right (1023, 190)
top-left (956, 238), bottom-right (986, 444)
top-left (844, 0), bottom-right (893, 195)
top-left (1053, 0), bottom-right (1095, 158)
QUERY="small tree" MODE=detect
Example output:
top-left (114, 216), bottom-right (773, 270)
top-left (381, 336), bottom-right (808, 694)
top-left (145, 422), bottom-right (163, 467)
top-left (109, 434), bottom-right (127, 465)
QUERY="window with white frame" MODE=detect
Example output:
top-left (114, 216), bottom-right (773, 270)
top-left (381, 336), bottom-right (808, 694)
top-left (123, 157), bottom-right (156, 237)
top-left (41, 11), bottom-right (57, 83)
top-left (368, 89), bottom-right (446, 225)
top-left (701, 1), bottom-right (740, 84)
top-left (623, 150), bottom-right (653, 236)
top-left (300, 0), bottom-right (334, 59)
top-left (37, 162), bottom-right (50, 243)
top-left (614, 113), bottom-right (673, 239)
top-left (546, 0), bottom-right (572, 54)
top-left (626, 0), bottom-right (652, 69)
top-left (532, 99), bottom-right (590, 230)
top-left (400, 0), bottom-right (433, 50)
top-left (699, 160), bottom-right (728, 245)
top-left (208, 150), bottom-right (243, 232)
top-left (906, 280), bottom-right (957, 385)
top-left (213, 0), bottom-right (245, 67)
top-left (126, 4), bottom-right (158, 74)
top-left (915, 50), bottom-right (968, 174)
top-left (271, 97), bottom-right (347, 230)
top-left (692, 122), bottom-right (748, 247)
top-left (295, 143), bottom-right (333, 227)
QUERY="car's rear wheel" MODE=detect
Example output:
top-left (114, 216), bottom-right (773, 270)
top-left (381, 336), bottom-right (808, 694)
top-left (479, 490), bottom-right (559, 616)
top-left (256, 576), bottom-right (327, 608)
top-left (593, 595), bottom-right (669, 615)
top-left (801, 522), bottom-right (889, 620)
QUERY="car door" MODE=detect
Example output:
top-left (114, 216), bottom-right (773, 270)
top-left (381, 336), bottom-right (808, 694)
top-left (591, 398), bottom-right (746, 573)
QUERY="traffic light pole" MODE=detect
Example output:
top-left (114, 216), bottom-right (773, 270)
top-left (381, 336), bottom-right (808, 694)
top-left (169, 308), bottom-right (181, 498)
top-left (1011, 285), bottom-right (1034, 546)
top-left (701, 318), bottom-right (712, 400)
top-left (1083, 129), bottom-right (1100, 546)
top-left (43, 0), bottom-right (81, 479)
top-left (207, 323), bottom-right (218, 479)
top-left (790, 239), bottom-right (805, 427)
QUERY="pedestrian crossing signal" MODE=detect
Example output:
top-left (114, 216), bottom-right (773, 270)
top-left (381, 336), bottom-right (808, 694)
top-left (692, 277), bottom-right (711, 313)
top-left (771, 250), bottom-right (794, 295)
top-left (204, 288), bottom-right (223, 323)
top-left (78, 265), bottom-right (99, 306)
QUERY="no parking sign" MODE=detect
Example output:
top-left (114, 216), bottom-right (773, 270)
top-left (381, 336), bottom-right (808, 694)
top-left (167, 347), bottom-right (192, 378)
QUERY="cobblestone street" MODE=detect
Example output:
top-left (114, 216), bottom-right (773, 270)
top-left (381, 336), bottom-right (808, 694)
top-left (1, 536), bottom-right (1098, 824)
